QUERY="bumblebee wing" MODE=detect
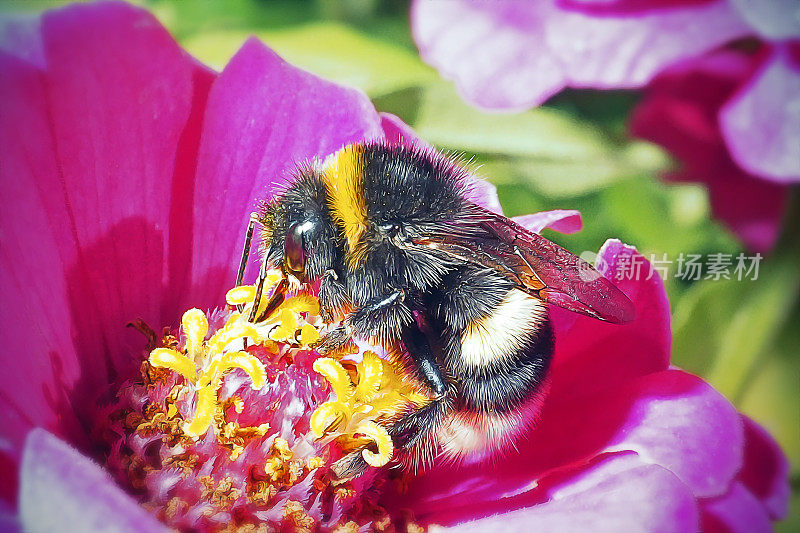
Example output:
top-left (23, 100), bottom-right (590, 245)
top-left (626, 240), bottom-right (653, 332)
top-left (412, 206), bottom-right (636, 323)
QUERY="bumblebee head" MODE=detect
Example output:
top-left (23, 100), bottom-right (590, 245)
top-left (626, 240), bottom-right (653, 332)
top-left (258, 171), bottom-right (338, 285)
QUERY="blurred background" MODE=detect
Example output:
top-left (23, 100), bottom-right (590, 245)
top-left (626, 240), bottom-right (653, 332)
top-left (3, 0), bottom-right (798, 529)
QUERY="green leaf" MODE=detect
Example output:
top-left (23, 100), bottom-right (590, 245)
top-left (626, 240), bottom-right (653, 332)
top-left (383, 83), bottom-right (670, 197)
top-left (180, 22), bottom-right (436, 97)
top-left (672, 253), bottom-right (799, 401)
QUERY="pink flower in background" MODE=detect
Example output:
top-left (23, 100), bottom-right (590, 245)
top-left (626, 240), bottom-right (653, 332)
top-left (412, 0), bottom-right (799, 250)
top-left (630, 48), bottom-right (789, 252)
top-left (0, 2), bottom-right (789, 531)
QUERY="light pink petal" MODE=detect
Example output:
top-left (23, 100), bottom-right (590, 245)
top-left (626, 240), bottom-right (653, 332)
top-left (20, 429), bottom-right (167, 533)
top-left (720, 49), bottom-right (800, 183)
top-left (565, 0), bottom-right (716, 11)
top-left (411, 0), bottom-right (567, 110)
top-left (431, 454), bottom-right (697, 532)
top-left (731, 0), bottom-right (800, 40)
top-left (548, 239), bottom-right (671, 401)
top-left (512, 210), bottom-right (583, 234)
top-left (700, 482), bottom-right (772, 533)
top-left (0, 1), bottom-right (212, 465)
top-left (380, 111), bottom-right (504, 213)
top-left (412, 0), bottom-right (751, 110)
top-left (737, 417), bottom-right (790, 519)
top-left (386, 369), bottom-right (740, 524)
top-left (185, 38), bottom-right (383, 311)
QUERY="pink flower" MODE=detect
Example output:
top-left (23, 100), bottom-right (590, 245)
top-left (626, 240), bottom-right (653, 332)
top-left (411, 0), bottom-right (799, 250)
top-left (630, 48), bottom-right (789, 252)
top-left (0, 2), bottom-right (789, 532)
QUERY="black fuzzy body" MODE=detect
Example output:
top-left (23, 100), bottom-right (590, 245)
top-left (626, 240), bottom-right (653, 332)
top-left (259, 142), bottom-right (553, 467)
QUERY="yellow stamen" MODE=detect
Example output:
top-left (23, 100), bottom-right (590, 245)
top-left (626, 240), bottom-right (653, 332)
top-left (149, 348), bottom-right (197, 383)
top-left (281, 295), bottom-right (320, 316)
top-left (182, 308), bottom-right (208, 355)
top-left (197, 351), bottom-right (266, 390)
top-left (307, 456), bottom-right (325, 469)
top-left (270, 309), bottom-right (298, 342)
top-left (312, 358), bottom-right (354, 402)
top-left (300, 324), bottom-right (320, 347)
top-left (354, 352), bottom-right (382, 401)
top-left (273, 437), bottom-right (293, 461)
top-left (309, 401), bottom-right (350, 438)
top-left (310, 351), bottom-right (433, 469)
top-left (355, 421), bottom-right (393, 467)
top-left (225, 285), bottom-right (255, 306)
top-left (207, 322), bottom-right (259, 354)
top-left (184, 385), bottom-right (217, 438)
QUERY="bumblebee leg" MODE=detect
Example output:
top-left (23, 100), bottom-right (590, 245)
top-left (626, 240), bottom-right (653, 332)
top-left (316, 288), bottom-right (412, 353)
top-left (390, 324), bottom-right (451, 455)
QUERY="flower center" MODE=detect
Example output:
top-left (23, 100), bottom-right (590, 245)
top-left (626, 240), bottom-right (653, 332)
top-left (103, 270), bottom-right (426, 531)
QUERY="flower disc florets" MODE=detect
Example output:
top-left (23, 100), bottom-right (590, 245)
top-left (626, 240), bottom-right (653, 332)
top-left (102, 272), bottom-right (424, 532)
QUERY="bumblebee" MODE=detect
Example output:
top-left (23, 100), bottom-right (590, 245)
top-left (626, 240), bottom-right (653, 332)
top-left (237, 142), bottom-right (634, 477)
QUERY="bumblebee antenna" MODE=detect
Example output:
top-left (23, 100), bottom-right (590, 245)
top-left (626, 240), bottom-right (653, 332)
top-left (235, 213), bottom-right (259, 313)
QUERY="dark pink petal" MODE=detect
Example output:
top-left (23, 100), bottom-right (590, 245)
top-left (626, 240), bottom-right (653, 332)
top-left (719, 48), bottom-right (800, 183)
top-left (700, 482), bottom-right (772, 533)
top-left (427, 454), bottom-right (698, 532)
top-left (730, 0), bottom-right (800, 40)
top-left (0, 0), bottom-right (212, 469)
top-left (19, 429), bottom-right (167, 533)
top-left (411, 0), bottom-right (751, 110)
top-left (737, 417), bottom-right (790, 519)
top-left (386, 369), bottom-right (738, 524)
top-left (0, 53), bottom-right (84, 465)
top-left (184, 38), bottom-right (383, 311)
top-left (512, 210), bottom-right (582, 234)
top-left (548, 239), bottom-right (671, 401)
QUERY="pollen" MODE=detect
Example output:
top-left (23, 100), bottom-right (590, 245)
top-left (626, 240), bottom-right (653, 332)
top-left (309, 351), bottom-right (431, 468)
top-left (111, 268), bottom-right (425, 531)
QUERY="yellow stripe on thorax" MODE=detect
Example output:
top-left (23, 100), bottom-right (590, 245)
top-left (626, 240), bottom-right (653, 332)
top-left (322, 144), bottom-right (368, 264)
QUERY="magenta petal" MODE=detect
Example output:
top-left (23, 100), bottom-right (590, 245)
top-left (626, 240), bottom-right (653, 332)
top-left (719, 49), bottom-right (800, 183)
top-left (700, 482), bottom-right (772, 533)
top-left (20, 429), bottom-right (166, 533)
top-left (431, 455), bottom-right (698, 532)
top-left (388, 369), bottom-right (738, 524)
top-left (185, 38), bottom-right (383, 311)
top-left (730, 0), bottom-right (800, 40)
top-left (512, 210), bottom-right (583, 234)
top-left (738, 417), bottom-right (790, 519)
top-left (548, 239), bottom-right (671, 400)
top-left (0, 53), bottom-right (84, 459)
top-left (1, 0), bottom-right (212, 468)
top-left (380, 112), bottom-right (429, 150)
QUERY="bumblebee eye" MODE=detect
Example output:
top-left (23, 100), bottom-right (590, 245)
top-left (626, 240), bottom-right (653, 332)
top-left (285, 221), bottom-right (310, 279)
top-left (380, 223), bottom-right (400, 238)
